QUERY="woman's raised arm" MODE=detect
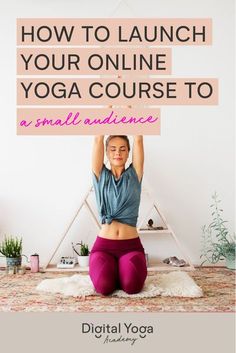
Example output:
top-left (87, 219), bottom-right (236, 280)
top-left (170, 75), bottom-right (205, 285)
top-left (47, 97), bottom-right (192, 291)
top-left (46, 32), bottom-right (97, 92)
top-left (92, 135), bottom-right (104, 179)
top-left (132, 135), bottom-right (144, 183)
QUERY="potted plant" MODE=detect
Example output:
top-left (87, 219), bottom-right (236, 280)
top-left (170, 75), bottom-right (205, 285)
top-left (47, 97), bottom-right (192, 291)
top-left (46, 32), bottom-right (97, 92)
top-left (0, 236), bottom-right (23, 267)
top-left (72, 241), bottom-right (90, 267)
top-left (200, 192), bottom-right (236, 270)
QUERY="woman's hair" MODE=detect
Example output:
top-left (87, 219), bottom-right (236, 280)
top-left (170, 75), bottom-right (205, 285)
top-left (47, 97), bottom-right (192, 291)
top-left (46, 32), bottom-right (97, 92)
top-left (105, 135), bottom-right (130, 152)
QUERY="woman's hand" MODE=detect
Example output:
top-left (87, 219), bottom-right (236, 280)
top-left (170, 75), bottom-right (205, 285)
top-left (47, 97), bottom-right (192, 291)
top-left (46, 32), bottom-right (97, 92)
top-left (132, 136), bottom-right (144, 182)
top-left (92, 136), bottom-right (104, 180)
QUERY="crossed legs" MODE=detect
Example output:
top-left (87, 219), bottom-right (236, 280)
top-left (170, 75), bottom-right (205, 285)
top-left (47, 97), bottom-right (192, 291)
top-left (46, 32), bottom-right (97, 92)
top-left (89, 250), bottom-right (147, 296)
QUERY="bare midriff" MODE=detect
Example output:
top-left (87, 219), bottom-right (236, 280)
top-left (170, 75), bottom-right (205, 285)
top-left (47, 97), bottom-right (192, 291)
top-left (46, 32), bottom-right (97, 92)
top-left (98, 220), bottom-right (139, 240)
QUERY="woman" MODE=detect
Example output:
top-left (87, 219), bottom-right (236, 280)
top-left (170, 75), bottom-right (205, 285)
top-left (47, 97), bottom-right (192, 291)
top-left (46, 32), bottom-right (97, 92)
top-left (89, 135), bottom-right (147, 296)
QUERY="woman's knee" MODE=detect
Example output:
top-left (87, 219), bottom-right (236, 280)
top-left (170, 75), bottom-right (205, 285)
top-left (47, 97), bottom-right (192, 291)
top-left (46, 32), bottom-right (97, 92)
top-left (118, 251), bottom-right (147, 294)
top-left (89, 251), bottom-right (118, 295)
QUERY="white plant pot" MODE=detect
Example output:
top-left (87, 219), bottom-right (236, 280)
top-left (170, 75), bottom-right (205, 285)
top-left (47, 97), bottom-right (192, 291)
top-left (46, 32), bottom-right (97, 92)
top-left (77, 255), bottom-right (89, 268)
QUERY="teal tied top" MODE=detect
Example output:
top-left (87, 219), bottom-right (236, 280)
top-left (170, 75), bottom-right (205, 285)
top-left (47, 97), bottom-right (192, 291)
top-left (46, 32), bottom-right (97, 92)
top-left (92, 163), bottom-right (142, 227)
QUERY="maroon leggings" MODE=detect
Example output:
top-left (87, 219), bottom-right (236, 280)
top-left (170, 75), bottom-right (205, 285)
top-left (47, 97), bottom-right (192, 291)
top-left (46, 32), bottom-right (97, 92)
top-left (89, 235), bottom-right (147, 296)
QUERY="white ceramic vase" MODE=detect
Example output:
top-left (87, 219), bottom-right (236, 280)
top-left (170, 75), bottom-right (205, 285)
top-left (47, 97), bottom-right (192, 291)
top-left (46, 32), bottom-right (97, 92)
top-left (77, 255), bottom-right (89, 267)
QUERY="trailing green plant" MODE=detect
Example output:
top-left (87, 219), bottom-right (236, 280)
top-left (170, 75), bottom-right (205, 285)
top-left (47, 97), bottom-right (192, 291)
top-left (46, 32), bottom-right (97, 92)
top-left (72, 241), bottom-right (90, 256)
top-left (200, 192), bottom-right (236, 266)
top-left (0, 236), bottom-right (23, 258)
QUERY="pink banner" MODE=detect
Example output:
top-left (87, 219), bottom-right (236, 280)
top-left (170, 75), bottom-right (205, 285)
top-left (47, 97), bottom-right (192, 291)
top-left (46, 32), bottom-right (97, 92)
top-left (17, 78), bottom-right (218, 105)
top-left (17, 108), bottom-right (161, 135)
top-left (17, 47), bottom-right (172, 75)
top-left (17, 18), bottom-right (212, 46)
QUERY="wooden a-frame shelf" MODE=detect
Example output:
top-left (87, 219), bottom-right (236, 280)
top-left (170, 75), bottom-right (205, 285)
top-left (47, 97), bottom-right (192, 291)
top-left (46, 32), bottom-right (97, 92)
top-left (43, 172), bottom-right (195, 272)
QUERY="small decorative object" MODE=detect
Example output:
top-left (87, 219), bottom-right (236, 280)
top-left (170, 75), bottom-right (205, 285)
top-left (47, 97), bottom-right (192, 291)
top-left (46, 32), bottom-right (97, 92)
top-left (72, 241), bottom-right (90, 267)
top-left (7, 266), bottom-right (16, 275)
top-left (200, 192), bottom-right (236, 270)
top-left (141, 219), bottom-right (164, 231)
top-left (17, 265), bottom-right (26, 275)
top-left (0, 235), bottom-right (25, 268)
top-left (163, 256), bottom-right (187, 267)
top-left (30, 253), bottom-right (39, 273)
top-left (57, 256), bottom-right (76, 269)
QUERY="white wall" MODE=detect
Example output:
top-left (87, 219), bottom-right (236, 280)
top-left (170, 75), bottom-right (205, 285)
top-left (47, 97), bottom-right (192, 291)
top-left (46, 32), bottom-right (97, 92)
top-left (0, 0), bottom-right (234, 266)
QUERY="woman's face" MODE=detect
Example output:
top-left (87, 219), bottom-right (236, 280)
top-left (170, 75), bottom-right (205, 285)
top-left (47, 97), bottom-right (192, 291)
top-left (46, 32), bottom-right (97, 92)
top-left (106, 137), bottom-right (129, 167)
